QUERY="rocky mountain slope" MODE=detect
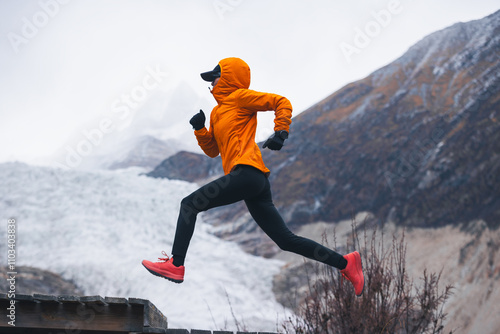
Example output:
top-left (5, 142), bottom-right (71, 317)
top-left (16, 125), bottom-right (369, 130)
top-left (265, 10), bottom-right (500, 229)
top-left (147, 151), bottom-right (222, 182)
top-left (150, 10), bottom-right (500, 234)
top-left (0, 266), bottom-right (82, 296)
top-left (271, 218), bottom-right (500, 334)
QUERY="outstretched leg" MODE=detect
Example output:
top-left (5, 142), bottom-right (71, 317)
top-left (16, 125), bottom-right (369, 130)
top-left (244, 177), bottom-right (364, 295)
top-left (244, 177), bottom-right (347, 269)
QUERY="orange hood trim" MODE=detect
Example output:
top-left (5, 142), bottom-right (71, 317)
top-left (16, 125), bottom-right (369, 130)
top-left (211, 57), bottom-right (251, 104)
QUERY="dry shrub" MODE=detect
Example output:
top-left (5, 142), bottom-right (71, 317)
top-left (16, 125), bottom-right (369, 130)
top-left (283, 222), bottom-right (454, 334)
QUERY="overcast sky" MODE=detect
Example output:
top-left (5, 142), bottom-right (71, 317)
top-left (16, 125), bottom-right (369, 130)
top-left (1, 0), bottom-right (499, 164)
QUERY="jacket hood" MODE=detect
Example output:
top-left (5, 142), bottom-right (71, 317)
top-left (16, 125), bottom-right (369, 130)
top-left (211, 57), bottom-right (251, 104)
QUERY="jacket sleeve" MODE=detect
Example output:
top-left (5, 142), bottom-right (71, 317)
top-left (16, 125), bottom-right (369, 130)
top-left (237, 89), bottom-right (293, 132)
top-left (194, 113), bottom-right (219, 158)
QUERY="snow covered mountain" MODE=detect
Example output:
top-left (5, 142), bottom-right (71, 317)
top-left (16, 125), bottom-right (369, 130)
top-left (51, 81), bottom-right (212, 171)
top-left (72, 135), bottom-right (184, 171)
top-left (0, 162), bottom-right (292, 331)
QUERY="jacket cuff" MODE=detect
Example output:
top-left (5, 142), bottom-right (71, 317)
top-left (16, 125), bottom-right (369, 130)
top-left (194, 127), bottom-right (208, 136)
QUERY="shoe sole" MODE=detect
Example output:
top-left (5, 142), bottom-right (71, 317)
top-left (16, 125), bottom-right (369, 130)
top-left (142, 263), bottom-right (184, 284)
top-left (353, 251), bottom-right (365, 297)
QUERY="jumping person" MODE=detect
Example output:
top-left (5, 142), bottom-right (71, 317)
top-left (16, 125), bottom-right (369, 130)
top-left (142, 57), bottom-right (364, 296)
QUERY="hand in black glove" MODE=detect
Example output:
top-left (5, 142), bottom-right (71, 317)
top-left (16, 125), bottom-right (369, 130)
top-left (190, 109), bottom-right (206, 130)
top-left (262, 131), bottom-right (288, 151)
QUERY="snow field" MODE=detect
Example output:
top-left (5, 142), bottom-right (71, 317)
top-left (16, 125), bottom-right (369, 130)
top-left (0, 162), bottom-right (292, 331)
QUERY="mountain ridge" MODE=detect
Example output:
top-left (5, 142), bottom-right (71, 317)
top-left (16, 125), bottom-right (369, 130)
top-left (263, 9), bottom-right (500, 229)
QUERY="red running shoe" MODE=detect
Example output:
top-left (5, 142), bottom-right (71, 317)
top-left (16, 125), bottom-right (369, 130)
top-left (142, 251), bottom-right (185, 283)
top-left (340, 251), bottom-right (365, 296)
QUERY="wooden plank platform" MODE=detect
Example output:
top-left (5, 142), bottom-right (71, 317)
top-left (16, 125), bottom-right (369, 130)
top-left (0, 294), bottom-right (280, 334)
top-left (0, 294), bottom-right (167, 333)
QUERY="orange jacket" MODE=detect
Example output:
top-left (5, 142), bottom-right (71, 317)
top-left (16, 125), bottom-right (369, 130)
top-left (194, 57), bottom-right (292, 175)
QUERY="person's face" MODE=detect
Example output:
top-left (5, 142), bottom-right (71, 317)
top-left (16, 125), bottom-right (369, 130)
top-left (211, 77), bottom-right (220, 87)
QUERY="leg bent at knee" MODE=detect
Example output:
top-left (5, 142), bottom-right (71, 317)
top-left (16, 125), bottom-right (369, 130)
top-left (179, 195), bottom-right (202, 224)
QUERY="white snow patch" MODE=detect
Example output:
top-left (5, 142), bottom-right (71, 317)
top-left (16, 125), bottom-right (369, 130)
top-left (0, 162), bottom-right (292, 331)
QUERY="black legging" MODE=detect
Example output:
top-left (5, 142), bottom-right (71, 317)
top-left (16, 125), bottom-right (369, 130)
top-left (171, 165), bottom-right (347, 269)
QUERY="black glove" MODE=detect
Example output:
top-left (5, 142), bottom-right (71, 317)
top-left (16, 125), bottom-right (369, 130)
top-left (190, 109), bottom-right (206, 130)
top-left (262, 131), bottom-right (288, 150)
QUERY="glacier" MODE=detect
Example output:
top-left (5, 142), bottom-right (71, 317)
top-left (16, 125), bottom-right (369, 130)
top-left (0, 162), bottom-right (293, 331)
